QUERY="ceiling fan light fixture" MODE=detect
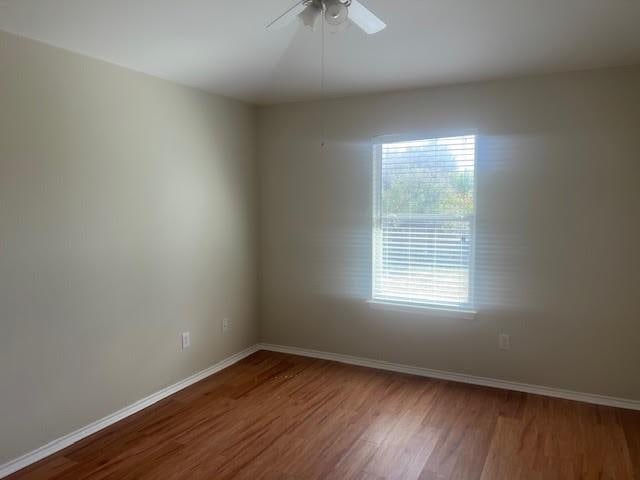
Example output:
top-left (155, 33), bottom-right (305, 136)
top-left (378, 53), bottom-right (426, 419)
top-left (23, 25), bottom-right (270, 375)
top-left (324, 0), bottom-right (349, 26)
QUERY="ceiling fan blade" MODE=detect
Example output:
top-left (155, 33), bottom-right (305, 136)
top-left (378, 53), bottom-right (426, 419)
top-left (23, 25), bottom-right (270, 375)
top-left (348, 0), bottom-right (386, 34)
top-left (266, 0), bottom-right (308, 30)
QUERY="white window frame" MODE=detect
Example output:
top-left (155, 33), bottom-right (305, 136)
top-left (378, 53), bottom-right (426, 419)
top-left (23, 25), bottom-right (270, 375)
top-left (370, 133), bottom-right (478, 319)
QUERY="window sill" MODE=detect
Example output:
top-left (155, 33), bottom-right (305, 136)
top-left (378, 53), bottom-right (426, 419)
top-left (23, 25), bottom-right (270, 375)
top-left (367, 299), bottom-right (477, 320)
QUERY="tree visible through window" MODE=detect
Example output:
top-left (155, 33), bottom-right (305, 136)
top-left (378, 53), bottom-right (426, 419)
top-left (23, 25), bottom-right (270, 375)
top-left (372, 135), bottom-right (476, 309)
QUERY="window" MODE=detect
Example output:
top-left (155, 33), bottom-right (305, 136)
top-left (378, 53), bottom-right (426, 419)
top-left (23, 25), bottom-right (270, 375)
top-left (372, 134), bottom-right (476, 312)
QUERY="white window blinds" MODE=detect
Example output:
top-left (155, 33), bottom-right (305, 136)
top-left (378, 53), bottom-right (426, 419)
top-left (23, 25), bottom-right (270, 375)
top-left (372, 135), bottom-right (476, 310)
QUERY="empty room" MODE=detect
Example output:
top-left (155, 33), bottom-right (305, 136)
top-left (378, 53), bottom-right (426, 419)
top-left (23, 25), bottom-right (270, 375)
top-left (1, 0), bottom-right (639, 478)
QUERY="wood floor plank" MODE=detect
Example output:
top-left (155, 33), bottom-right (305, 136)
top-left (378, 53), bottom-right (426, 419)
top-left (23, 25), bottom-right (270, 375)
top-left (6, 351), bottom-right (639, 480)
top-left (619, 409), bottom-right (640, 479)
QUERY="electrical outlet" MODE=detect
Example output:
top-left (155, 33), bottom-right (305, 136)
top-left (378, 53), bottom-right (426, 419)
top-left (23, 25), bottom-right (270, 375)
top-left (499, 333), bottom-right (510, 350)
top-left (181, 332), bottom-right (191, 350)
top-left (222, 318), bottom-right (229, 333)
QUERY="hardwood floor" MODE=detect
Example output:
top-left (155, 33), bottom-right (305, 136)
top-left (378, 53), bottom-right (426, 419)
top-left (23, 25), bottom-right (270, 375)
top-left (8, 350), bottom-right (640, 479)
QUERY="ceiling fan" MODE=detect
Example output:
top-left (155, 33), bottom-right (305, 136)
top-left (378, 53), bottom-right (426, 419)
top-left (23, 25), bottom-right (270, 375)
top-left (266, 0), bottom-right (386, 35)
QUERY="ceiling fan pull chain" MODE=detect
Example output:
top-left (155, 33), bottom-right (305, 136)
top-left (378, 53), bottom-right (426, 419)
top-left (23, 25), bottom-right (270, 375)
top-left (320, 2), bottom-right (326, 148)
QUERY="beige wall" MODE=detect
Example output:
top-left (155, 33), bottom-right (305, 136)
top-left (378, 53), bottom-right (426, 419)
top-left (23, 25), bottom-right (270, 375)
top-left (0, 31), bottom-right (258, 463)
top-left (258, 66), bottom-right (640, 401)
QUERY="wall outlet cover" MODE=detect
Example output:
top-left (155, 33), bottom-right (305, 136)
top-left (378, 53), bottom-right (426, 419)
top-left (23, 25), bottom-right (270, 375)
top-left (499, 333), bottom-right (510, 350)
top-left (181, 332), bottom-right (191, 350)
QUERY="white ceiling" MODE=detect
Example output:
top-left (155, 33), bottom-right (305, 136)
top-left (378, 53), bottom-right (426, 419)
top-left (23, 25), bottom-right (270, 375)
top-left (1, 0), bottom-right (639, 104)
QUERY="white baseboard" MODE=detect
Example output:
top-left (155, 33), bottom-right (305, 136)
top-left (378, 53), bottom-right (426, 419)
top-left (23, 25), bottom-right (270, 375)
top-left (260, 343), bottom-right (640, 411)
top-left (0, 344), bottom-right (260, 479)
